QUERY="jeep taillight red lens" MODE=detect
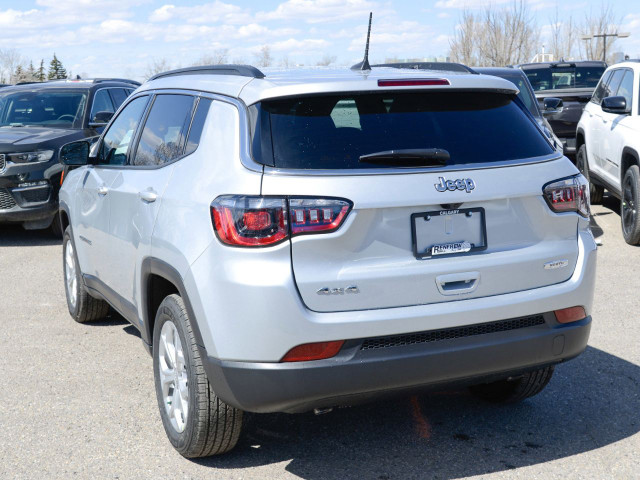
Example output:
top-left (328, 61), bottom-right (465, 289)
top-left (211, 196), bottom-right (352, 247)
top-left (543, 175), bottom-right (590, 217)
top-left (211, 196), bottom-right (288, 247)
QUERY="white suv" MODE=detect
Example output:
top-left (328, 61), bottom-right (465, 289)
top-left (58, 65), bottom-right (596, 457)
top-left (577, 60), bottom-right (640, 244)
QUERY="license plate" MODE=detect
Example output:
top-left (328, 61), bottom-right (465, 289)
top-left (411, 207), bottom-right (487, 259)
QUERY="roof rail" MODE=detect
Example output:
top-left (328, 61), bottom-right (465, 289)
top-left (149, 65), bottom-right (265, 82)
top-left (371, 62), bottom-right (478, 74)
top-left (93, 78), bottom-right (141, 86)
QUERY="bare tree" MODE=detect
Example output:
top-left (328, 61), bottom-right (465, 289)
top-left (144, 58), bottom-right (173, 80)
top-left (579, 3), bottom-right (620, 62)
top-left (549, 8), bottom-right (576, 61)
top-left (449, 1), bottom-right (538, 66)
top-left (279, 55), bottom-right (292, 68)
top-left (449, 10), bottom-right (479, 66)
top-left (194, 48), bottom-right (229, 66)
top-left (255, 45), bottom-right (272, 68)
top-left (0, 49), bottom-right (24, 84)
top-left (316, 54), bottom-right (337, 66)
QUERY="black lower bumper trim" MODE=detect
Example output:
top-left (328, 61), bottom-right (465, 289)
top-left (203, 316), bottom-right (591, 413)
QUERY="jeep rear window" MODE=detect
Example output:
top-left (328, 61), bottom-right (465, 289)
top-left (250, 91), bottom-right (554, 170)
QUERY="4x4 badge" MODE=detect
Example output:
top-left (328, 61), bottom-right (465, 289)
top-left (435, 177), bottom-right (476, 193)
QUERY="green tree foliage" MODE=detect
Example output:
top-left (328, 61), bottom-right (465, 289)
top-left (47, 53), bottom-right (67, 80)
top-left (37, 60), bottom-right (46, 82)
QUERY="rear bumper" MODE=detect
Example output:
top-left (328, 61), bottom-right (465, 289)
top-left (203, 315), bottom-right (591, 413)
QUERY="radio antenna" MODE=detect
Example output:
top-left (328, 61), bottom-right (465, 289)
top-left (351, 12), bottom-right (372, 71)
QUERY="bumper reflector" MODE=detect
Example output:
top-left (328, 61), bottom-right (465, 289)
top-left (555, 306), bottom-right (586, 324)
top-left (281, 341), bottom-right (345, 362)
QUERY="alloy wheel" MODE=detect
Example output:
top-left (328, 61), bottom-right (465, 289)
top-left (158, 321), bottom-right (189, 433)
top-left (64, 239), bottom-right (77, 310)
top-left (622, 175), bottom-right (637, 235)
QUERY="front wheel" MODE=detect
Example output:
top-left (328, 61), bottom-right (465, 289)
top-left (63, 227), bottom-right (110, 323)
top-left (153, 294), bottom-right (243, 457)
top-left (621, 165), bottom-right (640, 245)
top-left (469, 366), bottom-right (555, 403)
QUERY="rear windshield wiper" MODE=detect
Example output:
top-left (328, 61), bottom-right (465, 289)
top-left (359, 148), bottom-right (450, 167)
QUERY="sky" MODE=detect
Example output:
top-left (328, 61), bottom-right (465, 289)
top-left (0, 0), bottom-right (639, 80)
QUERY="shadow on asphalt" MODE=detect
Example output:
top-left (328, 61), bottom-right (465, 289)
top-left (195, 346), bottom-right (639, 479)
top-left (0, 225), bottom-right (61, 247)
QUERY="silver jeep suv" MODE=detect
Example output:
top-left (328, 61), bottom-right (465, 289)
top-left (58, 65), bottom-right (597, 457)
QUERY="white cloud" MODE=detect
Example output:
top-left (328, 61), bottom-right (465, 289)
top-left (268, 38), bottom-right (331, 53)
top-left (148, 1), bottom-right (251, 25)
top-left (257, 0), bottom-right (383, 24)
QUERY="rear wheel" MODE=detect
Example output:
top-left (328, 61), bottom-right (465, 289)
top-left (153, 294), bottom-right (243, 457)
top-left (63, 227), bottom-right (110, 323)
top-left (577, 145), bottom-right (603, 204)
top-left (469, 366), bottom-right (555, 403)
top-left (621, 165), bottom-right (640, 245)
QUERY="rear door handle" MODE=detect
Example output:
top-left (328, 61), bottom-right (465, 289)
top-left (138, 189), bottom-right (158, 203)
top-left (97, 186), bottom-right (108, 196)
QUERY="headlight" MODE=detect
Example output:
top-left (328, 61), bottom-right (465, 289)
top-left (7, 150), bottom-right (54, 164)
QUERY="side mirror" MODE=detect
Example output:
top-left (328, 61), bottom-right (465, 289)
top-left (601, 96), bottom-right (629, 114)
top-left (89, 111), bottom-right (114, 127)
top-left (542, 97), bottom-right (563, 116)
top-left (60, 140), bottom-right (90, 166)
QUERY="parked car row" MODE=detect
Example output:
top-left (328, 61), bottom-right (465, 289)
top-left (0, 78), bottom-right (139, 235)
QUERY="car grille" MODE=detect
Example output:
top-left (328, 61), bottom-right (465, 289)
top-left (20, 186), bottom-right (50, 203)
top-left (0, 154), bottom-right (5, 172)
top-left (360, 315), bottom-right (546, 351)
top-left (0, 188), bottom-right (16, 210)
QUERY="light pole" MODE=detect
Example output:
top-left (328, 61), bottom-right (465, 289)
top-left (581, 32), bottom-right (631, 62)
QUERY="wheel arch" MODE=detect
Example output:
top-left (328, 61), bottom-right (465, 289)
top-left (140, 258), bottom-right (206, 355)
top-left (576, 128), bottom-right (586, 152)
top-left (58, 201), bottom-right (71, 233)
top-left (621, 147), bottom-right (639, 182)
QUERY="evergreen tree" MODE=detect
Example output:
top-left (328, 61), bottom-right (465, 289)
top-left (37, 60), bottom-right (46, 82)
top-left (27, 60), bottom-right (36, 79)
top-left (13, 65), bottom-right (25, 84)
top-left (48, 53), bottom-right (67, 80)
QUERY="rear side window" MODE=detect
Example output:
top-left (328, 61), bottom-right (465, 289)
top-left (592, 70), bottom-right (613, 104)
top-left (133, 94), bottom-right (195, 166)
top-left (184, 98), bottom-right (212, 156)
top-left (250, 91), bottom-right (554, 170)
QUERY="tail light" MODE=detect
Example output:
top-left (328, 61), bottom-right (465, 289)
top-left (543, 175), bottom-right (590, 217)
top-left (211, 196), bottom-right (352, 247)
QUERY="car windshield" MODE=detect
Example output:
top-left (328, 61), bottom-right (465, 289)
top-left (250, 91), bottom-right (554, 170)
top-left (0, 89), bottom-right (87, 127)
top-left (523, 65), bottom-right (606, 91)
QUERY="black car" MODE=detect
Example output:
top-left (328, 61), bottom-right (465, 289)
top-left (475, 67), bottom-right (563, 153)
top-left (517, 61), bottom-right (607, 158)
top-left (0, 78), bottom-right (139, 235)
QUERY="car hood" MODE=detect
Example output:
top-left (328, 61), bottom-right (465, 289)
top-left (0, 126), bottom-right (79, 150)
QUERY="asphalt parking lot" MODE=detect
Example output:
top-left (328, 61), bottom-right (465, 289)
top-left (1, 196), bottom-right (638, 480)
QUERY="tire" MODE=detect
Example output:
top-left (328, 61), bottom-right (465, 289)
top-left (621, 165), bottom-right (640, 245)
top-left (62, 227), bottom-right (110, 323)
top-left (469, 366), bottom-right (555, 403)
top-left (153, 294), bottom-right (243, 457)
top-left (577, 145), bottom-right (604, 204)
top-left (50, 212), bottom-right (63, 238)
